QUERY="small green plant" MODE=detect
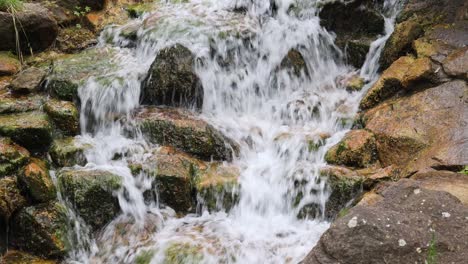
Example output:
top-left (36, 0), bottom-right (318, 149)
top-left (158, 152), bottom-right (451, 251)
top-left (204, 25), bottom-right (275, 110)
top-left (73, 5), bottom-right (91, 29)
top-left (0, 0), bottom-right (23, 11)
top-left (459, 165), bottom-right (468, 175)
top-left (426, 233), bottom-right (437, 264)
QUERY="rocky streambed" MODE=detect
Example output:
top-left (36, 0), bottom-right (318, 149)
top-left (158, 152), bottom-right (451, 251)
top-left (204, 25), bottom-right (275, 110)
top-left (0, 0), bottom-right (467, 263)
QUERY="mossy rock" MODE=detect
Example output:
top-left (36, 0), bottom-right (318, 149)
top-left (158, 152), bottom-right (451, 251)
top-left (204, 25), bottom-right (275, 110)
top-left (343, 75), bottom-right (365, 92)
top-left (130, 146), bottom-right (202, 213)
top-left (19, 158), bottom-right (56, 203)
top-left (9, 67), bottom-right (47, 94)
top-left (0, 93), bottom-right (45, 114)
top-left (325, 129), bottom-right (377, 168)
top-left (194, 162), bottom-right (239, 212)
top-left (318, 166), bottom-right (364, 219)
top-left (142, 44), bottom-right (203, 109)
top-left (0, 250), bottom-right (57, 264)
top-left (163, 242), bottom-right (203, 264)
top-left (56, 27), bottom-right (97, 53)
top-left (0, 52), bottom-right (20, 76)
top-left (134, 250), bottom-right (155, 264)
top-left (360, 56), bottom-right (433, 110)
top-left (9, 202), bottom-right (70, 258)
top-left (0, 176), bottom-right (27, 221)
top-left (0, 112), bottom-right (53, 151)
top-left (130, 146), bottom-right (240, 213)
top-left (279, 49), bottom-right (309, 77)
top-left (126, 2), bottom-right (157, 18)
top-left (44, 99), bottom-right (79, 136)
top-left (46, 47), bottom-right (118, 101)
top-left (136, 107), bottom-right (239, 161)
top-left (0, 137), bottom-right (30, 177)
top-left (57, 169), bottom-right (121, 230)
top-left (49, 137), bottom-right (90, 167)
top-left (380, 20), bottom-right (423, 69)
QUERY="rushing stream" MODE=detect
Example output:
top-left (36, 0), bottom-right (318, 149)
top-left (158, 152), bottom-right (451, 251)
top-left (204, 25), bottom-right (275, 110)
top-left (57, 0), bottom-right (401, 263)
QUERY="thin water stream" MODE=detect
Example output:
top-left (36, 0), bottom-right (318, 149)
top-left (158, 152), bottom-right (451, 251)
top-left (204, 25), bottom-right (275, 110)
top-left (56, 0), bottom-right (401, 263)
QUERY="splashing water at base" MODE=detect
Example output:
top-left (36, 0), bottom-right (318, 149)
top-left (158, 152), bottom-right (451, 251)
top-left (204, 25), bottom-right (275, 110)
top-left (58, 0), bottom-right (402, 263)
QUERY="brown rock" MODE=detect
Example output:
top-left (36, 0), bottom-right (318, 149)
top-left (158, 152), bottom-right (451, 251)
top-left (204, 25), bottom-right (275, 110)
top-left (380, 20), bottom-right (423, 69)
top-left (0, 250), bottom-right (57, 264)
top-left (325, 130), bottom-right (377, 168)
top-left (442, 46), bottom-right (468, 79)
top-left (303, 179), bottom-right (468, 264)
top-left (363, 80), bottom-right (467, 176)
top-left (411, 169), bottom-right (468, 205)
top-left (9, 67), bottom-right (46, 94)
top-left (0, 52), bottom-right (20, 76)
top-left (360, 56), bottom-right (433, 110)
top-left (19, 158), bottom-right (56, 203)
top-left (136, 106), bottom-right (239, 161)
top-left (0, 176), bottom-right (27, 221)
top-left (0, 3), bottom-right (59, 53)
top-left (0, 137), bottom-right (30, 177)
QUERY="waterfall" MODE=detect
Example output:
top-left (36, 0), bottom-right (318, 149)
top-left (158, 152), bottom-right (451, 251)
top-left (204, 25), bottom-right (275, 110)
top-left (59, 0), bottom-right (401, 263)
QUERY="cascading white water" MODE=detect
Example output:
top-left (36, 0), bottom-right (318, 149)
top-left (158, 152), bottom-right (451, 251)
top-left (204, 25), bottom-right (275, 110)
top-left (58, 0), bottom-right (402, 263)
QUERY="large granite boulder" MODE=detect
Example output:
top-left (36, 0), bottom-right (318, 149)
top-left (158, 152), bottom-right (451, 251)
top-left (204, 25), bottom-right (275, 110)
top-left (142, 44), bottom-right (203, 109)
top-left (362, 80), bottom-right (467, 177)
top-left (302, 178), bottom-right (468, 264)
top-left (380, 0), bottom-right (467, 68)
top-left (0, 3), bottom-right (59, 53)
top-left (360, 56), bottom-right (433, 110)
top-left (135, 106), bottom-right (239, 161)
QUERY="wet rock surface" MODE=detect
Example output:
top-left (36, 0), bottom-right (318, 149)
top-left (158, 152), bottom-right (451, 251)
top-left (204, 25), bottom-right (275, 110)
top-left (0, 111), bottom-right (53, 152)
top-left (9, 202), bottom-right (70, 258)
top-left (136, 106), bottom-right (239, 161)
top-left (46, 47), bottom-right (118, 101)
top-left (57, 168), bottom-right (121, 230)
top-left (303, 178), bottom-right (468, 264)
top-left (130, 146), bottom-right (239, 213)
top-left (319, 0), bottom-right (385, 68)
top-left (49, 137), bottom-right (90, 167)
top-left (44, 99), bottom-right (80, 136)
top-left (142, 44), bottom-right (204, 109)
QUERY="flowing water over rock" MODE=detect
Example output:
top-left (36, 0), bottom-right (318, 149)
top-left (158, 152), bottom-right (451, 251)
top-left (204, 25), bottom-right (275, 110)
top-left (56, 0), bottom-right (401, 263)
